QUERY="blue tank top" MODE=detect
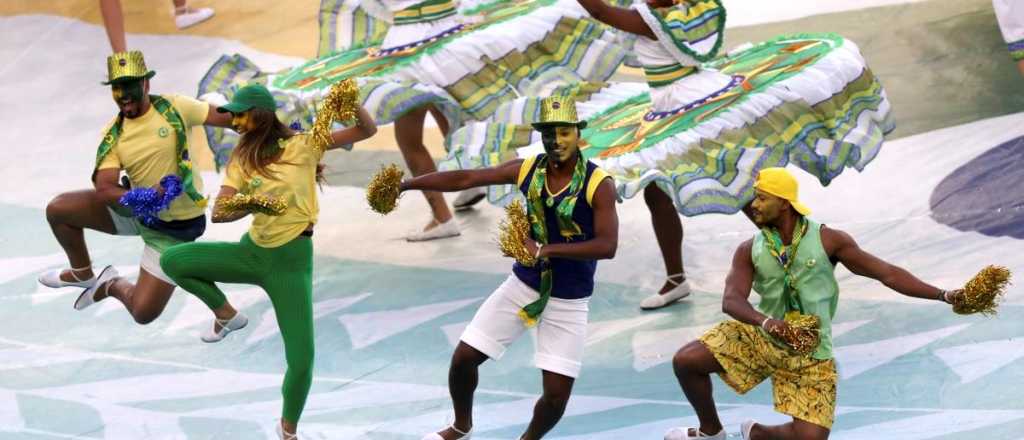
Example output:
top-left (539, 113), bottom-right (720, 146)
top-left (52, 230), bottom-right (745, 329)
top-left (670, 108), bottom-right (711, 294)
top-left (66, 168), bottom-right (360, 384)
top-left (511, 154), bottom-right (611, 300)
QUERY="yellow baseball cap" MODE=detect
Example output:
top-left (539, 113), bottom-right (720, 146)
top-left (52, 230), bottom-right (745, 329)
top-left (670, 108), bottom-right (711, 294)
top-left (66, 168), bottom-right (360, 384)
top-left (753, 167), bottom-right (811, 216)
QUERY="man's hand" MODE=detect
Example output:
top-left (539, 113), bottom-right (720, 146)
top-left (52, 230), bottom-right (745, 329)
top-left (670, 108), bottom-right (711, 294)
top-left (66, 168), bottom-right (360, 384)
top-left (762, 318), bottom-right (792, 340)
top-left (944, 289), bottom-right (964, 306)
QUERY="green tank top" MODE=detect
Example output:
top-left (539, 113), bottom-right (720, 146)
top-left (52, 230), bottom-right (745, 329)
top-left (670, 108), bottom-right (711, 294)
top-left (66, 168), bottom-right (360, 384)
top-left (752, 219), bottom-right (840, 359)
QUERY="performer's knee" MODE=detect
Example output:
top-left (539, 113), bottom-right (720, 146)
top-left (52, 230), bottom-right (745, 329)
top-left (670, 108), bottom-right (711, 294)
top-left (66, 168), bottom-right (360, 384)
top-left (672, 343), bottom-right (702, 376)
top-left (451, 343), bottom-right (486, 371)
top-left (45, 194), bottom-right (71, 224)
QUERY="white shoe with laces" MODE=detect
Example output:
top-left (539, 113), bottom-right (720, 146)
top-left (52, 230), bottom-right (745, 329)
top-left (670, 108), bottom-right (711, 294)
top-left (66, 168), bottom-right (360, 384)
top-left (174, 6), bottom-right (215, 29)
top-left (663, 426), bottom-right (726, 440)
top-left (201, 311), bottom-right (249, 343)
top-left (39, 266), bottom-right (96, 289)
top-left (406, 218), bottom-right (460, 242)
top-left (73, 266), bottom-right (119, 310)
top-left (640, 273), bottom-right (692, 310)
top-left (421, 424), bottom-right (472, 440)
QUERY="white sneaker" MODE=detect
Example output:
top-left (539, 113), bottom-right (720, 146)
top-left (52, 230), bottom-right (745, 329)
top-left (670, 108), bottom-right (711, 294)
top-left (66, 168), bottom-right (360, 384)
top-left (421, 424), bottom-right (472, 440)
top-left (201, 312), bottom-right (249, 343)
top-left (664, 426), bottom-right (726, 440)
top-left (640, 275), bottom-right (692, 310)
top-left (39, 267), bottom-right (96, 289)
top-left (174, 7), bottom-right (215, 29)
top-left (406, 219), bottom-right (460, 242)
top-left (741, 420), bottom-right (756, 440)
top-left (453, 187), bottom-right (487, 211)
top-left (73, 266), bottom-right (119, 311)
top-left (277, 421), bottom-right (298, 440)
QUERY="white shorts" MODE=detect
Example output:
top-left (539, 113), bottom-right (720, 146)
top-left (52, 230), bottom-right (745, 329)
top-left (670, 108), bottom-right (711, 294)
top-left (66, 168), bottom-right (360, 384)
top-left (994, 0), bottom-right (1024, 50)
top-left (107, 207), bottom-right (175, 285)
top-left (460, 275), bottom-right (589, 378)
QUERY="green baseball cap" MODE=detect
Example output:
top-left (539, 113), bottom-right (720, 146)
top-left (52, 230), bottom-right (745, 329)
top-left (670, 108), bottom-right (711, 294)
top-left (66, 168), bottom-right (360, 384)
top-left (217, 84), bottom-right (276, 113)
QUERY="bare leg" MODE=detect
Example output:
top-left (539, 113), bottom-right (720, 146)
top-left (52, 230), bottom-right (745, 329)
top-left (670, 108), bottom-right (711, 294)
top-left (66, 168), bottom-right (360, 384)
top-left (98, 0), bottom-right (127, 52)
top-left (435, 342), bottom-right (488, 440)
top-left (45, 189), bottom-right (118, 282)
top-left (748, 419), bottom-right (830, 440)
top-left (1017, 60), bottom-right (1024, 78)
top-left (395, 106), bottom-right (454, 229)
top-left (427, 105), bottom-right (451, 137)
top-left (673, 340), bottom-right (726, 437)
top-left (644, 185), bottom-right (685, 294)
top-left (98, 269), bottom-right (176, 325)
top-left (520, 370), bottom-right (575, 440)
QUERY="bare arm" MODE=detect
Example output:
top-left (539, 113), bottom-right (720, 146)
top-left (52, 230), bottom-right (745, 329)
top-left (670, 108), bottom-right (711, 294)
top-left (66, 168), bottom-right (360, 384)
top-left (532, 178), bottom-right (618, 261)
top-left (720, 240), bottom-right (770, 324)
top-left (326, 106), bottom-right (377, 151)
top-left (211, 185), bottom-right (250, 223)
top-left (826, 226), bottom-right (947, 302)
top-left (400, 159), bottom-right (523, 193)
top-left (719, 240), bottom-right (795, 336)
top-left (203, 105), bottom-right (234, 128)
top-left (94, 168), bottom-right (128, 206)
top-left (577, 0), bottom-right (656, 39)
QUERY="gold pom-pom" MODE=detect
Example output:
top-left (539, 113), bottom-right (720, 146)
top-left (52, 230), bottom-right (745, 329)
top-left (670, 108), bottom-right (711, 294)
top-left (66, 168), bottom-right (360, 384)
top-left (952, 265), bottom-right (1012, 316)
top-left (497, 199), bottom-right (537, 267)
top-left (218, 193), bottom-right (287, 216)
top-left (780, 311), bottom-right (820, 355)
top-left (366, 164), bottom-right (404, 214)
top-left (312, 79), bottom-right (361, 152)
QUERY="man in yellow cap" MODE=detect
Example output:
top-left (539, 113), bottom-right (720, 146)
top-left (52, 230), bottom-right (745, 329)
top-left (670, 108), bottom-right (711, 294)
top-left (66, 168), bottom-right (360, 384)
top-left (398, 96), bottom-right (618, 440)
top-left (664, 167), bottom-right (966, 440)
top-left (39, 50), bottom-right (233, 326)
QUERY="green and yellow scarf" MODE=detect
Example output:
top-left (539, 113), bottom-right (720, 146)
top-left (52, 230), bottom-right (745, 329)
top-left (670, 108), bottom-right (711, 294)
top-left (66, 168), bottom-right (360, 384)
top-left (94, 95), bottom-right (205, 206)
top-left (518, 153), bottom-right (587, 327)
top-left (760, 216), bottom-right (808, 313)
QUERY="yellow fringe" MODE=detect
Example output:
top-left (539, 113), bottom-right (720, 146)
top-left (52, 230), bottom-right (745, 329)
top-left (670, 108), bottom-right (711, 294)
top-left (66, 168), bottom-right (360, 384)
top-left (497, 200), bottom-right (537, 267)
top-left (217, 193), bottom-right (287, 216)
top-left (366, 164), bottom-right (404, 214)
top-left (952, 265), bottom-right (1012, 316)
top-left (517, 309), bottom-right (538, 328)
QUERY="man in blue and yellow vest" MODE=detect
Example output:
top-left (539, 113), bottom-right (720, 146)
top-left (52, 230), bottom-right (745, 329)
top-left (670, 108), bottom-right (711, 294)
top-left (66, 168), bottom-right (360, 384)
top-left (399, 96), bottom-right (619, 440)
top-left (666, 168), bottom-right (966, 440)
top-left (39, 50), bottom-right (233, 324)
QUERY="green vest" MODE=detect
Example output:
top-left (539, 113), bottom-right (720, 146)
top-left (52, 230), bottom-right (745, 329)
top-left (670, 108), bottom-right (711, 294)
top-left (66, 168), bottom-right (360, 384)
top-left (752, 220), bottom-right (839, 359)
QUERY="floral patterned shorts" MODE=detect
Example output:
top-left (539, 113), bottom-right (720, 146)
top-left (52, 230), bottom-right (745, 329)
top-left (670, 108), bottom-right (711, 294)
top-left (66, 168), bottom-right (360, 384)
top-left (700, 320), bottom-right (837, 429)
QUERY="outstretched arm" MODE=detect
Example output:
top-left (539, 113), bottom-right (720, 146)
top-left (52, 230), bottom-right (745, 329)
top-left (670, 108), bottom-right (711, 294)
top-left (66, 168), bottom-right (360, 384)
top-left (203, 105), bottom-right (234, 128)
top-left (528, 177), bottom-right (618, 261)
top-left (827, 227), bottom-right (950, 302)
top-left (400, 159), bottom-right (522, 193)
top-left (326, 105), bottom-right (377, 151)
top-left (576, 0), bottom-right (657, 39)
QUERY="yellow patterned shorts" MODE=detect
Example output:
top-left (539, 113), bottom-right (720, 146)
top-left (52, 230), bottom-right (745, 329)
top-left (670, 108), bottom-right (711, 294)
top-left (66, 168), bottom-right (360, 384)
top-left (699, 320), bottom-right (837, 429)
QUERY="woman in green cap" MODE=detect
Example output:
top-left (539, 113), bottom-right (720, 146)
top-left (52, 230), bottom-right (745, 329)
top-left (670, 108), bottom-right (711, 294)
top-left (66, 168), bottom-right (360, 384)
top-left (159, 83), bottom-right (377, 439)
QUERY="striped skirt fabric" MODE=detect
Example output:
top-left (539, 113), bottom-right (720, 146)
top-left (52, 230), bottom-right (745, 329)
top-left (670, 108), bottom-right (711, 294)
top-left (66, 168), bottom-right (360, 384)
top-left (441, 34), bottom-right (895, 216)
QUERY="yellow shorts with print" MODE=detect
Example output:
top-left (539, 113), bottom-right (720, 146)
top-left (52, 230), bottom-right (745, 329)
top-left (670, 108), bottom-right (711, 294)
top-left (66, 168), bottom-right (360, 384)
top-left (699, 320), bottom-right (837, 429)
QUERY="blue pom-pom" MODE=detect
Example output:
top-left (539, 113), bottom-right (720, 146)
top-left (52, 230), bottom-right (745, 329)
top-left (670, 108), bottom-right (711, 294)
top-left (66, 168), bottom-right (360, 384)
top-left (120, 175), bottom-right (186, 225)
top-left (290, 121), bottom-right (302, 130)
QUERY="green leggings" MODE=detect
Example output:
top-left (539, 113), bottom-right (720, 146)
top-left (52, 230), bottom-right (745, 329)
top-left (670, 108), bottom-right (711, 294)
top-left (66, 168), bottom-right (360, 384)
top-left (160, 233), bottom-right (314, 424)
